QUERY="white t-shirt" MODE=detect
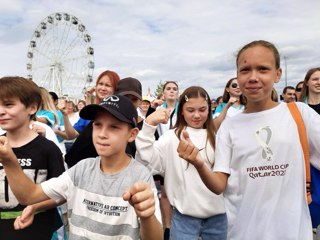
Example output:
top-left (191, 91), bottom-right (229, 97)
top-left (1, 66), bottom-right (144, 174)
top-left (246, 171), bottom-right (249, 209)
top-left (136, 123), bottom-right (225, 218)
top-left (214, 102), bottom-right (317, 240)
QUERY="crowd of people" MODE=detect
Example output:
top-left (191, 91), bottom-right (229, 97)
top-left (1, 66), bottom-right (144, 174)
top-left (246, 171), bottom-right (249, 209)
top-left (0, 40), bottom-right (319, 240)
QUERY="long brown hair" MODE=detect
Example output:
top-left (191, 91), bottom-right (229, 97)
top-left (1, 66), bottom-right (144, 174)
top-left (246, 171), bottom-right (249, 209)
top-left (298, 67), bottom-right (320, 102)
top-left (222, 77), bottom-right (247, 105)
top-left (174, 86), bottom-right (215, 166)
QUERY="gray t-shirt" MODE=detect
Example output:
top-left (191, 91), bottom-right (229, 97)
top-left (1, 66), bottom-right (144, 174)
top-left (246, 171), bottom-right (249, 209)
top-left (42, 156), bottom-right (160, 240)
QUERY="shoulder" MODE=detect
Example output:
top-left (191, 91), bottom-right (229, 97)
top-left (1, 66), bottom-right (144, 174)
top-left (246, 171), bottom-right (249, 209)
top-left (68, 157), bottom-right (99, 177)
top-left (130, 158), bottom-right (153, 179)
top-left (33, 135), bottom-right (59, 148)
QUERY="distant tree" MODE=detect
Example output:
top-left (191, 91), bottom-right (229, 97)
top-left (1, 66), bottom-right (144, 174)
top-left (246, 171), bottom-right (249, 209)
top-left (154, 80), bottom-right (164, 99)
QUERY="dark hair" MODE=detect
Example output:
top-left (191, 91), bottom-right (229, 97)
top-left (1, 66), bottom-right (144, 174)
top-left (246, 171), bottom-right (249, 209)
top-left (299, 67), bottom-right (320, 102)
top-left (49, 91), bottom-right (59, 101)
top-left (0, 76), bottom-right (42, 119)
top-left (282, 86), bottom-right (295, 94)
top-left (162, 81), bottom-right (178, 91)
top-left (236, 40), bottom-right (280, 69)
top-left (174, 86), bottom-right (215, 167)
top-left (295, 81), bottom-right (304, 90)
top-left (216, 96), bottom-right (223, 105)
top-left (222, 78), bottom-right (247, 105)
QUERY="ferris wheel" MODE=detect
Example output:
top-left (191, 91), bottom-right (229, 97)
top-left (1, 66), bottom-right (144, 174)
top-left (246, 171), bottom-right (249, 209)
top-left (26, 12), bottom-right (95, 98)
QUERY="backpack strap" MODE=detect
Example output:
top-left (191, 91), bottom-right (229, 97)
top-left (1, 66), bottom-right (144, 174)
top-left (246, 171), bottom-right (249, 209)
top-left (287, 102), bottom-right (312, 204)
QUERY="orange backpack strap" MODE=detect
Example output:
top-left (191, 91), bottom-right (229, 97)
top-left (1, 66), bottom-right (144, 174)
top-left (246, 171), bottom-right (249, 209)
top-left (287, 102), bottom-right (312, 204)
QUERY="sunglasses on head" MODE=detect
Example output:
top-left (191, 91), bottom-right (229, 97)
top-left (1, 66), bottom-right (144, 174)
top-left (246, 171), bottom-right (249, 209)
top-left (231, 83), bottom-right (239, 89)
top-left (295, 87), bottom-right (302, 92)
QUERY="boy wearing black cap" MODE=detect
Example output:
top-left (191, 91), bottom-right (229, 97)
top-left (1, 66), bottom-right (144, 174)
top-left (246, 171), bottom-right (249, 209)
top-left (0, 95), bottom-right (162, 240)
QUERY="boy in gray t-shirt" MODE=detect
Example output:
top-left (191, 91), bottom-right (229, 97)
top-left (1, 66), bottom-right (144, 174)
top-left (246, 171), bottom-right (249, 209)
top-left (0, 94), bottom-right (162, 240)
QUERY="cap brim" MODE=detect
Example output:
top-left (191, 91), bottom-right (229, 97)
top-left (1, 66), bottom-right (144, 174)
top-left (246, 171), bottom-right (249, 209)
top-left (118, 91), bottom-right (142, 100)
top-left (80, 104), bottom-right (132, 125)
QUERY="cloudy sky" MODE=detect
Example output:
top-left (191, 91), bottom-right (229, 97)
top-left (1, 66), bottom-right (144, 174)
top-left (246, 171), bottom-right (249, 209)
top-left (0, 0), bottom-right (319, 98)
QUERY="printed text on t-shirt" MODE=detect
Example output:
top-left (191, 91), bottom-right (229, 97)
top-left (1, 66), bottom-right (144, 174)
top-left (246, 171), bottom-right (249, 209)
top-left (247, 164), bottom-right (289, 179)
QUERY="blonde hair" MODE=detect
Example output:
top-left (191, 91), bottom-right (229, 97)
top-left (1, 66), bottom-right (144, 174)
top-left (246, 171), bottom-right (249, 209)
top-left (39, 87), bottom-right (59, 125)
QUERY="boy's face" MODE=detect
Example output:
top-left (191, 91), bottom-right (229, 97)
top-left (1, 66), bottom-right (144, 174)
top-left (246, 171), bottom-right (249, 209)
top-left (0, 97), bottom-right (37, 132)
top-left (92, 110), bottom-right (138, 159)
top-left (237, 45), bottom-right (282, 105)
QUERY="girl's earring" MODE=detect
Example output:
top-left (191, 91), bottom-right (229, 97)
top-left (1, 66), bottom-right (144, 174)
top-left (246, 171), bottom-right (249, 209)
top-left (184, 95), bottom-right (189, 102)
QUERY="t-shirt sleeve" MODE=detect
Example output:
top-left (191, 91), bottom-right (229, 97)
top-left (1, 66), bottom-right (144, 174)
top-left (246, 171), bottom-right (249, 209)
top-left (73, 118), bottom-right (91, 133)
top-left (213, 122), bottom-right (232, 174)
top-left (46, 142), bottom-right (66, 178)
top-left (41, 171), bottom-right (71, 203)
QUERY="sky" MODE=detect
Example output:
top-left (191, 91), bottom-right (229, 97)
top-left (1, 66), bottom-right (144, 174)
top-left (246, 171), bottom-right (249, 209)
top-left (0, 0), bottom-right (320, 99)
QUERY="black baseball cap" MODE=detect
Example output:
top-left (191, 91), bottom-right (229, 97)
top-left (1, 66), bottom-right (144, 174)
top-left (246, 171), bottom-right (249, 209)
top-left (80, 94), bottom-right (138, 127)
top-left (115, 77), bottom-right (142, 100)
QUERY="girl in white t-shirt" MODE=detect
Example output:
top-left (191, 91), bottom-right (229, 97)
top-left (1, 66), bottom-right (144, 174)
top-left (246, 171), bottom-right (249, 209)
top-left (178, 40), bottom-right (319, 240)
top-left (136, 86), bottom-right (227, 240)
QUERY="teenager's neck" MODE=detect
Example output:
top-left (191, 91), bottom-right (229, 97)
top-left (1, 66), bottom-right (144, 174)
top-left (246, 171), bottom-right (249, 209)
top-left (307, 93), bottom-right (320, 105)
top-left (165, 99), bottom-right (176, 110)
top-left (244, 100), bottom-right (279, 113)
top-left (100, 153), bottom-right (132, 174)
top-left (6, 124), bottom-right (38, 148)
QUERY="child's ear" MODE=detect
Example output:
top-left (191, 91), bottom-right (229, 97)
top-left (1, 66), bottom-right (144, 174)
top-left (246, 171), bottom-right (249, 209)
top-left (29, 103), bottom-right (38, 116)
top-left (274, 68), bottom-right (282, 83)
top-left (128, 127), bottom-right (139, 143)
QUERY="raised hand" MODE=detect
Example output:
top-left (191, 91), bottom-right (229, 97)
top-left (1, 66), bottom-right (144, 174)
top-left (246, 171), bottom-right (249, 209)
top-left (123, 182), bottom-right (155, 219)
top-left (57, 99), bottom-right (68, 115)
top-left (227, 97), bottom-right (239, 107)
top-left (145, 107), bottom-right (171, 126)
top-left (177, 130), bottom-right (204, 169)
top-left (0, 136), bottom-right (15, 164)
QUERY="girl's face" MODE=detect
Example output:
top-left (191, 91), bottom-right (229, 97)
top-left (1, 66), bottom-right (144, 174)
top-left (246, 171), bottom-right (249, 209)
top-left (67, 102), bottom-right (75, 113)
top-left (227, 79), bottom-right (242, 97)
top-left (77, 101), bottom-right (85, 110)
top-left (182, 97), bottom-right (209, 129)
top-left (140, 100), bottom-right (150, 112)
top-left (237, 45), bottom-right (282, 108)
top-left (306, 70), bottom-right (320, 95)
top-left (163, 83), bottom-right (178, 101)
top-left (295, 83), bottom-right (303, 100)
top-left (96, 75), bottom-right (114, 100)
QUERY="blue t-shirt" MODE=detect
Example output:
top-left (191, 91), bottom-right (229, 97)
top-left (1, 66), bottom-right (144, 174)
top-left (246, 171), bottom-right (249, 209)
top-left (36, 110), bottom-right (55, 128)
top-left (73, 118), bottom-right (91, 134)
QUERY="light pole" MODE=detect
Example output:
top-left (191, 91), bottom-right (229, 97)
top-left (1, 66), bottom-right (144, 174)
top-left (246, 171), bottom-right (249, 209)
top-left (283, 56), bottom-right (288, 87)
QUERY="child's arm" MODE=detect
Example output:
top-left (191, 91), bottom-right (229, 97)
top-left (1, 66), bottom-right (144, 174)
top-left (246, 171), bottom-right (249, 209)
top-left (123, 182), bottom-right (162, 240)
top-left (14, 199), bottom-right (65, 230)
top-left (213, 97), bottom-right (238, 132)
top-left (135, 107), bottom-right (171, 174)
top-left (57, 100), bottom-right (79, 140)
top-left (0, 136), bottom-right (50, 205)
top-left (177, 131), bottom-right (228, 194)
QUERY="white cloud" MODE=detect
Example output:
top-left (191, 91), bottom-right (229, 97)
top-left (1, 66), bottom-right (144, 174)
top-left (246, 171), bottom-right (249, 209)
top-left (0, 0), bottom-right (319, 98)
